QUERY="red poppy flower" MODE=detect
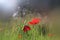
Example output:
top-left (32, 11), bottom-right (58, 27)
top-left (28, 18), bottom-right (41, 25)
top-left (28, 22), bottom-right (34, 25)
top-left (23, 25), bottom-right (31, 32)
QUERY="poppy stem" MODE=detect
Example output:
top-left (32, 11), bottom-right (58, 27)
top-left (33, 25), bottom-right (35, 28)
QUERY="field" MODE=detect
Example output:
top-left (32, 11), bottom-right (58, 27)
top-left (0, 13), bottom-right (60, 40)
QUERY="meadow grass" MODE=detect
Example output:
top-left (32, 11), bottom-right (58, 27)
top-left (0, 16), bottom-right (60, 40)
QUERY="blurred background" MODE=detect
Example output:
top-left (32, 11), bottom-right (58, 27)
top-left (0, 0), bottom-right (60, 40)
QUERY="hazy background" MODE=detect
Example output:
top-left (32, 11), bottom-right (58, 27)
top-left (0, 0), bottom-right (60, 37)
top-left (0, 0), bottom-right (60, 20)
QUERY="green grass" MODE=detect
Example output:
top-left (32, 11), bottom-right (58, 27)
top-left (0, 16), bottom-right (60, 40)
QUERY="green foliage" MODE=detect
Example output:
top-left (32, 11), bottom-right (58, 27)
top-left (0, 17), bottom-right (59, 40)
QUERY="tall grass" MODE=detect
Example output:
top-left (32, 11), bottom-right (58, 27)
top-left (0, 14), bottom-right (60, 40)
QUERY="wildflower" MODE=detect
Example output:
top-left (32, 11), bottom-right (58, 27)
top-left (18, 34), bottom-right (22, 39)
top-left (48, 33), bottom-right (54, 37)
top-left (28, 22), bottom-right (34, 25)
top-left (23, 25), bottom-right (31, 32)
top-left (28, 18), bottom-right (41, 25)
